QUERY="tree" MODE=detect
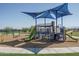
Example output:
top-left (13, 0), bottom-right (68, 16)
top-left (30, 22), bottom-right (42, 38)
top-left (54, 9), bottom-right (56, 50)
top-left (3, 27), bottom-right (13, 34)
top-left (22, 28), bottom-right (28, 33)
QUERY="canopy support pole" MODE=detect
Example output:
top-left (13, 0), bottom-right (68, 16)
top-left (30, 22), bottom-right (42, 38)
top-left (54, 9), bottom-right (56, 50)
top-left (35, 18), bottom-right (37, 38)
top-left (44, 18), bottom-right (46, 36)
top-left (35, 18), bottom-right (36, 29)
top-left (44, 18), bottom-right (46, 27)
top-left (56, 10), bottom-right (58, 33)
top-left (61, 16), bottom-right (65, 41)
top-left (61, 16), bottom-right (63, 28)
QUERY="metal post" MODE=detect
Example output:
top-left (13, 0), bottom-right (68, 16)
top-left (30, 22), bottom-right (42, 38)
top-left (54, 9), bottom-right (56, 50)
top-left (56, 10), bottom-right (58, 33)
top-left (61, 16), bottom-right (63, 28)
top-left (35, 18), bottom-right (37, 39)
top-left (44, 18), bottom-right (46, 36)
top-left (44, 18), bottom-right (46, 27)
top-left (61, 16), bottom-right (65, 41)
top-left (35, 18), bottom-right (37, 31)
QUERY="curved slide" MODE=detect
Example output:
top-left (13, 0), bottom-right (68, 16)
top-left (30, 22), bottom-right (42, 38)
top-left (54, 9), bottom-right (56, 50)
top-left (25, 27), bottom-right (36, 41)
top-left (28, 27), bottom-right (36, 40)
top-left (66, 34), bottom-right (78, 41)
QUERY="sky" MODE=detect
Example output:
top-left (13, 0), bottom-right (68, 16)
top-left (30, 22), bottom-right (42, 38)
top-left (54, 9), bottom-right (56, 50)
top-left (0, 3), bottom-right (79, 29)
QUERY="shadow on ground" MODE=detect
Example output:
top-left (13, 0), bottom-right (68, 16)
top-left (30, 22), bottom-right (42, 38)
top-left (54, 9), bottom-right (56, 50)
top-left (0, 39), bottom-right (63, 54)
top-left (0, 40), bottom-right (24, 47)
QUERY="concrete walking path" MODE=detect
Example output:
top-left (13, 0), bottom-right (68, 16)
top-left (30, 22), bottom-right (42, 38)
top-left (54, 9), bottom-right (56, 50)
top-left (0, 47), bottom-right (34, 54)
top-left (0, 47), bottom-right (79, 54)
top-left (38, 47), bottom-right (79, 54)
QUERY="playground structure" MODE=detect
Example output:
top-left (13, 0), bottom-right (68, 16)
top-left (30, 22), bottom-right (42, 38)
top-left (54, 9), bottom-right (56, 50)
top-left (22, 3), bottom-right (71, 42)
top-left (36, 21), bottom-right (55, 41)
top-left (35, 21), bottom-right (65, 41)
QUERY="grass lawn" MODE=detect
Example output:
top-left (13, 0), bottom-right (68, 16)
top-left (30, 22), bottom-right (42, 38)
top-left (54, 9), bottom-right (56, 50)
top-left (0, 53), bottom-right (79, 56)
top-left (68, 31), bottom-right (79, 37)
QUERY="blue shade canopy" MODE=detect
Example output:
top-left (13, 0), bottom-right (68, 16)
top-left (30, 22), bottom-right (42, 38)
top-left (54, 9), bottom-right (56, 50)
top-left (52, 11), bottom-right (72, 18)
top-left (22, 12), bottom-right (42, 18)
top-left (50, 3), bottom-right (72, 18)
top-left (53, 3), bottom-right (69, 11)
top-left (35, 10), bottom-right (54, 19)
top-left (22, 3), bottom-right (72, 19)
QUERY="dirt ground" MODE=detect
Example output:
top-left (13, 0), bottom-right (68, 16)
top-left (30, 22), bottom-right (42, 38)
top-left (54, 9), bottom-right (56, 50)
top-left (0, 34), bottom-right (79, 48)
top-left (0, 33), bottom-right (27, 42)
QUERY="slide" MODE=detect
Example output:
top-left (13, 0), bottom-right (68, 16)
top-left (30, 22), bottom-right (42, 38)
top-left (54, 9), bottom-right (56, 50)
top-left (25, 27), bottom-right (36, 41)
top-left (28, 27), bottom-right (36, 40)
top-left (66, 34), bottom-right (78, 41)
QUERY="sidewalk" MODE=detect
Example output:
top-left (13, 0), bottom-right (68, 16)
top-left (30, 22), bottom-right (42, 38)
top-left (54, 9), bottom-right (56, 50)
top-left (0, 47), bottom-right (79, 54)
top-left (0, 47), bottom-right (34, 54)
top-left (38, 47), bottom-right (79, 54)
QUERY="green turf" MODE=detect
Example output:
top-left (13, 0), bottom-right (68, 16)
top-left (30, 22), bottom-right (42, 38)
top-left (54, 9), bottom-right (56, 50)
top-left (68, 31), bottom-right (79, 37)
top-left (0, 53), bottom-right (79, 56)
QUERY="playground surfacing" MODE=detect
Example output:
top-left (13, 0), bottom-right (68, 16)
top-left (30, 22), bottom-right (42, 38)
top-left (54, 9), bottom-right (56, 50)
top-left (0, 34), bottom-right (79, 48)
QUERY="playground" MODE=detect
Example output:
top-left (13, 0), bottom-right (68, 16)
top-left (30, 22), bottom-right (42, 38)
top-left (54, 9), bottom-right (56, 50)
top-left (0, 30), bottom-right (79, 48)
top-left (0, 3), bottom-right (79, 55)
